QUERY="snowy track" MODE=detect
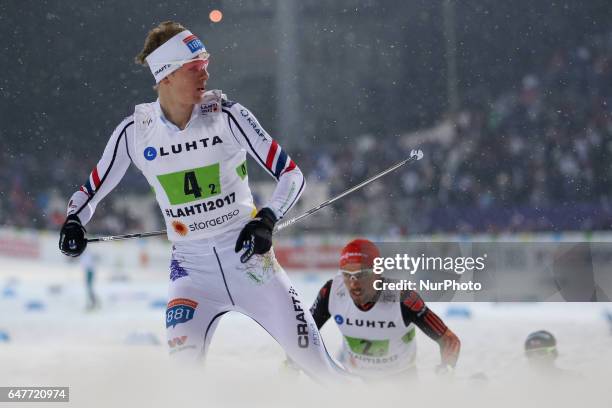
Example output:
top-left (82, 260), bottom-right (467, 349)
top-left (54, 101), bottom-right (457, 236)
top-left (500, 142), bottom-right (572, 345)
top-left (1, 257), bottom-right (611, 407)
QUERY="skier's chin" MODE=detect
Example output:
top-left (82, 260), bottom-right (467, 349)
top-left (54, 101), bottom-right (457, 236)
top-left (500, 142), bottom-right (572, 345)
top-left (194, 90), bottom-right (206, 102)
top-left (350, 290), bottom-right (364, 302)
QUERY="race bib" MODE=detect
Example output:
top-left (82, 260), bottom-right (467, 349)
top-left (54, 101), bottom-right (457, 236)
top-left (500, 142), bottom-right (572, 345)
top-left (344, 335), bottom-right (390, 357)
top-left (157, 163), bottom-right (221, 205)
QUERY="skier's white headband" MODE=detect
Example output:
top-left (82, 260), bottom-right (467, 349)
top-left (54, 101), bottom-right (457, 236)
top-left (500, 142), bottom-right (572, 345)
top-left (145, 30), bottom-right (209, 83)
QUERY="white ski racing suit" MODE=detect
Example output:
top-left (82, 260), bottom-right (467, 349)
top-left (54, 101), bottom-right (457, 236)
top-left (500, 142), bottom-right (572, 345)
top-left (310, 276), bottom-right (459, 379)
top-left (66, 90), bottom-right (341, 379)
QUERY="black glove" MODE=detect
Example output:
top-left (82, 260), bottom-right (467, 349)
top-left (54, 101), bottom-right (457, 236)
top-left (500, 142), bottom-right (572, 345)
top-left (59, 214), bottom-right (87, 257)
top-left (234, 208), bottom-right (277, 263)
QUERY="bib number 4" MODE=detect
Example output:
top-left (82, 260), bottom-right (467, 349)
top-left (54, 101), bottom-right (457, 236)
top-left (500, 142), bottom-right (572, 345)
top-left (157, 164), bottom-right (221, 205)
top-left (183, 171), bottom-right (218, 198)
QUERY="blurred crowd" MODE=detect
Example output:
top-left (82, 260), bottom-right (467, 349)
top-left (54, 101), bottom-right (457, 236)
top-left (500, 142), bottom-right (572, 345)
top-left (0, 151), bottom-right (147, 234)
top-left (2, 32), bottom-right (612, 236)
top-left (295, 31), bottom-right (612, 235)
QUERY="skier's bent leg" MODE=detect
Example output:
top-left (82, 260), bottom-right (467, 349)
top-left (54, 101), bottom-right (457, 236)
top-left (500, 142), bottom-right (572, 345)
top-left (233, 252), bottom-right (346, 381)
top-left (166, 283), bottom-right (228, 364)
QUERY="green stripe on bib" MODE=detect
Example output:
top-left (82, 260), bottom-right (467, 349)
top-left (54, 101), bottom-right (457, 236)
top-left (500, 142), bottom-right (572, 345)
top-left (402, 327), bottom-right (416, 344)
top-left (236, 161), bottom-right (248, 180)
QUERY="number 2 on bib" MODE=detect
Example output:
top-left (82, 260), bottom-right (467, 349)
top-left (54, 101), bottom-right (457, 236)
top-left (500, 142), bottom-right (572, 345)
top-left (345, 335), bottom-right (389, 357)
top-left (157, 163), bottom-right (221, 205)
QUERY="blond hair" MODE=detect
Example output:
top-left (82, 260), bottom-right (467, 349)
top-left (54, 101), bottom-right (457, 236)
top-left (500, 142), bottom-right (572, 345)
top-left (135, 21), bottom-right (187, 66)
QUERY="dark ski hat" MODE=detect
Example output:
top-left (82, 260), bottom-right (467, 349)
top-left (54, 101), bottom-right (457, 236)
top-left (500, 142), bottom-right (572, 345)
top-left (525, 330), bottom-right (558, 358)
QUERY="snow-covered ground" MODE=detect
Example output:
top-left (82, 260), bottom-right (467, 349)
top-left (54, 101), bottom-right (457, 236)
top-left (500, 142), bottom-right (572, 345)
top-left (1, 256), bottom-right (611, 408)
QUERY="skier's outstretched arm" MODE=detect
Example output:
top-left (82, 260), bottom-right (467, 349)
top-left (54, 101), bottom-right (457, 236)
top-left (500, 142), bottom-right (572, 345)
top-left (59, 117), bottom-right (134, 257)
top-left (400, 290), bottom-right (461, 369)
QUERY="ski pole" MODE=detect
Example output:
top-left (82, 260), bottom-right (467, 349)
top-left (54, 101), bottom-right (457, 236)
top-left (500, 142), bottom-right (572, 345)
top-left (87, 149), bottom-right (424, 243)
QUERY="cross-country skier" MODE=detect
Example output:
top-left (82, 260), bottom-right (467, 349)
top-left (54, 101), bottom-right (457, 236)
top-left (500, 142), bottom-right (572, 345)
top-left (58, 21), bottom-right (341, 380)
top-left (308, 238), bottom-right (461, 379)
top-left (524, 330), bottom-right (580, 380)
top-left (80, 251), bottom-right (99, 311)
